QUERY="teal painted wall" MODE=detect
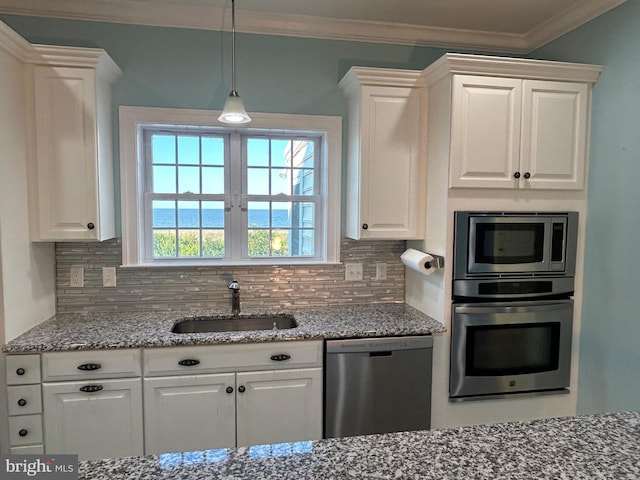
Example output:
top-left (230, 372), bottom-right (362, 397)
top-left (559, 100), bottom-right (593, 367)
top-left (532, 1), bottom-right (640, 414)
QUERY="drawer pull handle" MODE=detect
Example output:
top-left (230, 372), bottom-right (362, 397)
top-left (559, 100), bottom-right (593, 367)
top-left (79, 384), bottom-right (103, 393)
top-left (77, 363), bottom-right (102, 371)
top-left (238, 386), bottom-right (246, 393)
top-left (16, 368), bottom-right (26, 376)
top-left (17, 399), bottom-right (27, 407)
top-left (226, 386), bottom-right (234, 394)
top-left (178, 359), bottom-right (200, 367)
top-left (270, 354), bottom-right (291, 362)
top-left (18, 429), bottom-right (28, 437)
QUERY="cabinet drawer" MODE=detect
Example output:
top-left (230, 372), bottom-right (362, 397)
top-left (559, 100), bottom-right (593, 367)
top-left (144, 341), bottom-right (323, 376)
top-left (9, 415), bottom-right (43, 446)
top-left (6, 355), bottom-right (41, 385)
top-left (42, 349), bottom-right (141, 381)
top-left (8, 385), bottom-right (43, 416)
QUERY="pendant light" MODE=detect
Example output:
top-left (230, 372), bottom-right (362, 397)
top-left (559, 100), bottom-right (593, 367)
top-left (218, 0), bottom-right (251, 124)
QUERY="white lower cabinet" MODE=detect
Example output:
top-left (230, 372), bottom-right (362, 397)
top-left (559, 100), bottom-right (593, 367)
top-left (42, 378), bottom-right (144, 460)
top-left (142, 341), bottom-right (323, 455)
top-left (143, 373), bottom-right (236, 454)
top-left (236, 368), bottom-right (322, 447)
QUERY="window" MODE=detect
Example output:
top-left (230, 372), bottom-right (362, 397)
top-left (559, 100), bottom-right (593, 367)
top-left (120, 107), bottom-right (341, 266)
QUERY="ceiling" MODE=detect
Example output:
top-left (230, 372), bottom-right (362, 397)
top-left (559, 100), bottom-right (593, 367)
top-left (0, 0), bottom-right (627, 53)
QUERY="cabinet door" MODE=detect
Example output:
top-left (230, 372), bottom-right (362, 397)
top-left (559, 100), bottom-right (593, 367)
top-left (32, 66), bottom-right (101, 240)
top-left (520, 80), bottom-right (588, 190)
top-left (450, 75), bottom-right (522, 188)
top-left (236, 368), bottom-right (322, 447)
top-left (42, 378), bottom-right (143, 460)
top-left (143, 373), bottom-right (236, 454)
top-left (349, 85), bottom-right (425, 239)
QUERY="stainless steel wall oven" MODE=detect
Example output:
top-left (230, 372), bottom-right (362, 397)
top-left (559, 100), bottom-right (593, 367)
top-left (450, 211), bottom-right (578, 400)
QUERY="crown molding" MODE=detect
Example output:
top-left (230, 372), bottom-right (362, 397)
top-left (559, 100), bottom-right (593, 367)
top-left (0, 20), bottom-right (34, 60)
top-left (0, 0), bottom-right (627, 54)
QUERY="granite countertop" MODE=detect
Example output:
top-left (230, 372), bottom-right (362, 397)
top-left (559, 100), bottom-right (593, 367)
top-left (2, 303), bottom-right (445, 353)
top-left (78, 411), bottom-right (640, 480)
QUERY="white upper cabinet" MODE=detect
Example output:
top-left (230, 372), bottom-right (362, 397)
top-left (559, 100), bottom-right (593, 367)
top-left (26, 46), bottom-right (121, 241)
top-left (340, 67), bottom-right (426, 239)
top-left (424, 54), bottom-right (602, 191)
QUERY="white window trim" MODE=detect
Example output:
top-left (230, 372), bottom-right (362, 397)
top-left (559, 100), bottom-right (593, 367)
top-left (119, 106), bottom-right (342, 267)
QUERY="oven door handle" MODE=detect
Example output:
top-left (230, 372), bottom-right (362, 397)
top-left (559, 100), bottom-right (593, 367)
top-left (454, 300), bottom-right (572, 315)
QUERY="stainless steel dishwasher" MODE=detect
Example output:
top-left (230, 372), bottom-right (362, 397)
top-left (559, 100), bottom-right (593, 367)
top-left (324, 335), bottom-right (432, 438)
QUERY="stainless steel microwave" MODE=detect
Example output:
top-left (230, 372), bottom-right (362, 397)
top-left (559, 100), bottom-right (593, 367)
top-left (453, 212), bottom-right (578, 299)
top-left (454, 212), bottom-right (578, 279)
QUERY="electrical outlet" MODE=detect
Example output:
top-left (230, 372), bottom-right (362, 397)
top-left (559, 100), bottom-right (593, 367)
top-left (345, 263), bottom-right (363, 281)
top-left (375, 262), bottom-right (388, 280)
top-left (70, 267), bottom-right (84, 288)
top-left (103, 267), bottom-right (117, 287)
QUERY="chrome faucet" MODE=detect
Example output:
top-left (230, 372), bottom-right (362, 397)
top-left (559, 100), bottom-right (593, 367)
top-left (228, 280), bottom-right (240, 315)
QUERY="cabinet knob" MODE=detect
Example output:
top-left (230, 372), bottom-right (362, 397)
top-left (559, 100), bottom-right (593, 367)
top-left (226, 386), bottom-right (234, 394)
top-left (17, 399), bottom-right (27, 407)
top-left (87, 223), bottom-right (95, 230)
top-left (18, 429), bottom-right (28, 437)
top-left (178, 359), bottom-right (200, 367)
top-left (513, 171), bottom-right (521, 179)
top-left (16, 368), bottom-right (26, 376)
top-left (362, 223), bottom-right (368, 230)
top-left (238, 386), bottom-right (246, 393)
top-left (524, 172), bottom-right (531, 179)
top-left (77, 363), bottom-right (102, 371)
top-left (79, 384), bottom-right (104, 393)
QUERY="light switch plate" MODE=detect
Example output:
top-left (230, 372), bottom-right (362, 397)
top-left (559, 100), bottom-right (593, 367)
top-left (103, 267), bottom-right (117, 287)
top-left (375, 262), bottom-right (387, 280)
top-left (345, 263), bottom-right (363, 281)
top-left (70, 267), bottom-right (84, 288)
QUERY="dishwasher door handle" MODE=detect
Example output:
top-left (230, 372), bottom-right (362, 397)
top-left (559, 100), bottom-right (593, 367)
top-left (369, 351), bottom-right (392, 357)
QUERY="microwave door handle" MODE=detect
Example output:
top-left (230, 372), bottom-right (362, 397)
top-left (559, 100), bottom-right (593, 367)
top-left (455, 300), bottom-right (572, 315)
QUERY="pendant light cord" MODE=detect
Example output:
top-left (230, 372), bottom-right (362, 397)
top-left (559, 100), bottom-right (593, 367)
top-left (231, 0), bottom-right (237, 94)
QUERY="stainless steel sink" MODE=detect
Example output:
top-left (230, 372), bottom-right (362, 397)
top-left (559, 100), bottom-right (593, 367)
top-left (171, 315), bottom-right (298, 333)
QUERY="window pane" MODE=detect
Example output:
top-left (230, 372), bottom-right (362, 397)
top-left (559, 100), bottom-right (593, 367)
top-left (248, 229), bottom-right (270, 257)
top-left (153, 166), bottom-right (176, 193)
top-left (202, 166), bottom-right (224, 194)
top-left (178, 201), bottom-right (199, 228)
top-left (178, 230), bottom-right (200, 257)
top-left (178, 166), bottom-right (200, 194)
top-left (271, 139), bottom-right (290, 167)
top-left (294, 169), bottom-right (315, 195)
top-left (202, 201), bottom-right (224, 228)
top-left (177, 136), bottom-right (199, 165)
top-left (153, 200), bottom-right (176, 228)
top-left (202, 137), bottom-right (224, 165)
top-left (247, 168), bottom-right (269, 195)
top-left (152, 134), bottom-right (175, 164)
top-left (271, 169), bottom-right (290, 195)
top-left (247, 138), bottom-right (269, 167)
top-left (153, 229), bottom-right (176, 257)
top-left (202, 230), bottom-right (224, 257)
top-left (248, 202), bottom-right (269, 228)
top-left (271, 230), bottom-right (290, 256)
top-left (272, 202), bottom-right (291, 228)
top-left (302, 141), bottom-right (314, 168)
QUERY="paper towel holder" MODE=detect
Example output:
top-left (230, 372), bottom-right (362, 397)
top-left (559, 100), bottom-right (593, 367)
top-left (425, 253), bottom-right (444, 269)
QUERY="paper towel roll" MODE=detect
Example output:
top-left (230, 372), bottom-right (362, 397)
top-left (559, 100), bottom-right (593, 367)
top-left (401, 248), bottom-right (437, 276)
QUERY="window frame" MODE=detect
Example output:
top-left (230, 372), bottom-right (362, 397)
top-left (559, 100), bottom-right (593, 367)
top-left (119, 106), bottom-right (342, 267)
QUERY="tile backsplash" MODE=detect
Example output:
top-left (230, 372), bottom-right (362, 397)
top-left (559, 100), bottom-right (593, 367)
top-left (55, 238), bottom-right (406, 313)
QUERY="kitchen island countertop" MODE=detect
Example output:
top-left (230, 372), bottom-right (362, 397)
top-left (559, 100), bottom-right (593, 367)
top-left (78, 410), bottom-right (640, 479)
top-left (2, 303), bottom-right (445, 353)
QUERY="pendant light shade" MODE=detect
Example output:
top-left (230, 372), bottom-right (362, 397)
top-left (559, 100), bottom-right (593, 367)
top-left (218, 0), bottom-right (251, 124)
